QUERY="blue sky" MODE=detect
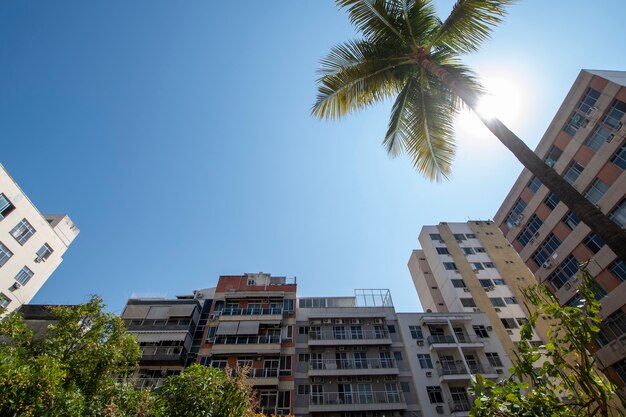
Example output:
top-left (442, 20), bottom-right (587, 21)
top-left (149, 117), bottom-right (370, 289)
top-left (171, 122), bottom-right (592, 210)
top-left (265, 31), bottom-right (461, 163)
top-left (1, 1), bottom-right (625, 314)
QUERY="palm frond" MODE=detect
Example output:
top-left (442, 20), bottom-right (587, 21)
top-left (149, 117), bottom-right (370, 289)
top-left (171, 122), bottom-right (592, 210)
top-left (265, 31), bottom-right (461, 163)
top-left (401, 0), bottom-right (440, 44)
top-left (383, 78), bottom-right (416, 157)
top-left (336, 0), bottom-right (406, 43)
top-left (427, 48), bottom-right (485, 107)
top-left (317, 39), bottom-right (406, 78)
top-left (429, 0), bottom-right (515, 54)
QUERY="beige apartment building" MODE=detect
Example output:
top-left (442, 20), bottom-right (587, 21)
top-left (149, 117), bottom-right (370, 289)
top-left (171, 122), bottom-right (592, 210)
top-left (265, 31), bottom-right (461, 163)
top-left (0, 163), bottom-right (79, 314)
top-left (494, 69), bottom-right (626, 389)
top-left (408, 221), bottom-right (549, 362)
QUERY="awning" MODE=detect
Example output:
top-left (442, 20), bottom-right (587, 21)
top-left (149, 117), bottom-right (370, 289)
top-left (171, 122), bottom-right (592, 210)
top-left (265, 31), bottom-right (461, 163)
top-left (237, 321), bottom-right (260, 335)
top-left (168, 304), bottom-right (196, 317)
top-left (122, 305), bottom-right (150, 319)
top-left (135, 331), bottom-right (188, 343)
top-left (146, 306), bottom-right (170, 319)
top-left (216, 321), bottom-right (239, 335)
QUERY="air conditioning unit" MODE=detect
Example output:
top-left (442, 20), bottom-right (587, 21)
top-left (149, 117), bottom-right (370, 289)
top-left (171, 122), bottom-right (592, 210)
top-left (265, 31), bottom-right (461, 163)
top-left (11, 282), bottom-right (22, 290)
top-left (496, 368), bottom-right (504, 374)
top-left (426, 371), bottom-right (433, 377)
top-left (334, 319), bottom-right (344, 324)
top-left (616, 121), bottom-right (623, 132)
top-left (564, 282), bottom-right (572, 290)
top-left (351, 319), bottom-right (361, 324)
top-left (487, 286), bottom-right (495, 291)
top-left (552, 252), bottom-right (559, 261)
top-left (541, 260), bottom-right (552, 269)
top-left (588, 106), bottom-right (597, 117)
top-left (34, 256), bottom-right (44, 263)
top-left (311, 320), bottom-right (321, 325)
top-left (473, 308), bottom-right (481, 312)
top-left (506, 329), bottom-right (514, 334)
top-left (463, 288), bottom-right (470, 292)
top-left (374, 319), bottom-right (384, 324)
top-left (512, 218), bottom-right (521, 227)
top-left (323, 319), bottom-right (332, 324)
top-left (472, 268), bottom-right (479, 273)
top-left (494, 308), bottom-right (501, 312)
top-left (435, 405), bottom-right (444, 414)
top-left (416, 340), bottom-right (424, 346)
top-left (486, 326), bottom-right (493, 331)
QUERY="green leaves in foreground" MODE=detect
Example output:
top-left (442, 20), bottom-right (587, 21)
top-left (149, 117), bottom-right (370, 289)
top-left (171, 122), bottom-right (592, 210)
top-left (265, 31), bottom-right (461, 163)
top-left (469, 264), bottom-right (626, 417)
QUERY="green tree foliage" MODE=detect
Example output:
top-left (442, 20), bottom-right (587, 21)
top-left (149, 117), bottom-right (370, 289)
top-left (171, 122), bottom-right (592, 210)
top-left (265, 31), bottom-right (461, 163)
top-left (470, 265), bottom-right (626, 417)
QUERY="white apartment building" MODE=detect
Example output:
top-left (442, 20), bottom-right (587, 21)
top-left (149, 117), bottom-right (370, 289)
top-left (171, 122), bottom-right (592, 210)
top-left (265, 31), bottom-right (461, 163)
top-left (0, 164), bottom-right (79, 313)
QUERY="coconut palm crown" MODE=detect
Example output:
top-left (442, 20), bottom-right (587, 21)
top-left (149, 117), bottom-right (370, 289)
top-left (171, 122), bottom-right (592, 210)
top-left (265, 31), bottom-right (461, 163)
top-left (312, 0), bottom-right (626, 263)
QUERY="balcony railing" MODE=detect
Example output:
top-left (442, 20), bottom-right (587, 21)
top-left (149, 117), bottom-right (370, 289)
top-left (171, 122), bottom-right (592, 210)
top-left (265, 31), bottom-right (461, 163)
top-left (125, 318), bottom-right (193, 330)
top-left (310, 358), bottom-right (396, 371)
top-left (209, 335), bottom-right (281, 345)
top-left (248, 368), bottom-right (279, 378)
top-left (427, 335), bottom-right (483, 345)
top-left (437, 363), bottom-right (492, 376)
top-left (310, 391), bottom-right (404, 406)
top-left (449, 398), bottom-right (472, 412)
top-left (140, 346), bottom-right (185, 356)
top-left (219, 307), bottom-right (283, 316)
top-left (134, 377), bottom-right (166, 389)
top-left (309, 330), bottom-right (390, 341)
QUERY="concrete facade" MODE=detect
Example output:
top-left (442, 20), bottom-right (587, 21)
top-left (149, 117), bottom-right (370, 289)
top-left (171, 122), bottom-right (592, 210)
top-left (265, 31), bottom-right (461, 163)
top-left (0, 164), bottom-right (79, 314)
top-left (494, 70), bottom-right (626, 389)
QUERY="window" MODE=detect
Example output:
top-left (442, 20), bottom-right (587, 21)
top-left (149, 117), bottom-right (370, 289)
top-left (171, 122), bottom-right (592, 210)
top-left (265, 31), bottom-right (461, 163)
top-left (585, 125), bottom-right (614, 152)
top-left (517, 318), bottom-right (529, 326)
top-left (527, 176), bottom-right (542, 192)
top-left (297, 385), bottom-right (310, 395)
top-left (461, 298), bottom-right (476, 308)
top-left (0, 242), bottom-right (13, 267)
top-left (15, 266), bottom-right (34, 285)
top-left (583, 233), bottom-right (605, 254)
top-left (0, 194), bottom-right (15, 220)
top-left (611, 143), bottom-right (626, 170)
top-left (393, 351), bottom-right (403, 361)
top-left (417, 354), bottom-right (433, 369)
top-left (544, 145), bottom-right (563, 167)
top-left (279, 355), bottom-right (292, 376)
top-left (247, 278), bottom-right (255, 286)
top-left (283, 299), bottom-right (294, 312)
top-left (475, 247), bottom-right (486, 253)
top-left (563, 161), bottom-right (585, 184)
top-left (584, 178), bottom-right (609, 205)
top-left (479, 279), bottom-right (493, 288)
top-left (426, 386), bottom-right (444, 403)
top-left (400, 381), bottom-right (411, 393)
top-left (603, 99), bottom-right (626, 129)
top-left (463, 247), bottom-right (475, 255)
top-left (473, 325), bottom-right (489, 338)
top-left (443, 262), bottom-right (457, 271)
top-left (486, 352), bottom-right (503, 367)
top-left (490, 298), bottom-right (506, 307)
top-left (429, 233), bottom-right (442, 241)
top-left (36, 243), bottom-right (54, 261)
top-left (493, 279), bottom-right (506, 285)
top-left (615, 359), bottom-right (626, 385)
top-left (597, 310), bottom-right (626, 347)
top-left (466, 234), bottom-right (476, 239)
top-left (483, 262), bottom-right (495, 268)
top-left (0, 293), bottom-right (10, 309)
top-left (504, 297), bottom-right (518, 305)
top-left (454, 234), bottom-right (466, 241)
top-left (471, 262), bottom-right (484, 270)
top-left (409, 325), bottom-right (423, 339)
top-left (451, 279), bottom-right (466, 288)
top-left (436, 247), bottom-right (450, 255)
top-left (562, 211), bottom-right (580, 230)
top-left (609, 260), bottom-right (626, 283)
top-left (531, 233), bottom-right (561, 267)
top-left (10, 219), bottom-right (36, 245)
top-left (517, 214), bottom-right (543, 247)
top-left (547, 255), bottom-right (579, 289)
top-left (500, 318), bottom-right (518, 329)
top-left (563, 87), bottom-right (600, 135)
top-left (543, 192), bottom-right (560, 210)
top-left (298, 353), bottom-right (310, 362)
top-left (298, 326), bottom-right (309, 335)
top-left (505, 198), bottom-right (526, 228)
top-left (609, 199), bottom-right (626, 228)
top-left (387, 325), bottom-right (396, 333)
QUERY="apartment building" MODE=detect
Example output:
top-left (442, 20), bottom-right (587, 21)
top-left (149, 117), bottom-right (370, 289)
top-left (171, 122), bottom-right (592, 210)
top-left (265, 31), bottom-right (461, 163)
top-left (408, 221), bottom-right (548, 361)
top-left (0, 164), bottom-right (79, 314)
top-left (494, 70), bottom-right (626, 389)
top-left (198, 273), bottom-right (297, 416)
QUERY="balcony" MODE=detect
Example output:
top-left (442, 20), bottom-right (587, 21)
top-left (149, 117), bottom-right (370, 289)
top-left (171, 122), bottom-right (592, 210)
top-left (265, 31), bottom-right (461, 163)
top-left (208, 335), bottom-right (282, 354)
top-left (449, 399), bottom-right (472, 416)
top-left (309, 358), bottom-right (398, 376)
top-left (437, 363), bottom-right (498, 381)
top-left (133, 377), bottom-right (166, 390)
top-left (125, 318), bottom-right (194, 332)
top-left (308, 330), bottom-right (391, 346)
top-left (217, 307), bottom-right (283, 321)
top-left (139, 346), bottom-right (187, 364)
top-left (246, 367), bottom-right (280, 386)
top-left (427, 335), bottom-right (484, 349)
top-left (308, 391), bottom-right (406, 412)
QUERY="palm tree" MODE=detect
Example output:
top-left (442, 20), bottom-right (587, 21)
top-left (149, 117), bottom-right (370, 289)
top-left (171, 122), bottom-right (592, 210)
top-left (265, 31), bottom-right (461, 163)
top-left (312, 0), bottom-right (626, 263)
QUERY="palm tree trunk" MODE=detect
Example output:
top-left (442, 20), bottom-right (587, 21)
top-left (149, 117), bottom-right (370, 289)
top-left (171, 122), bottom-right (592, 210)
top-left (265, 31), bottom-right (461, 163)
top-left (418, 58), bottom-right (626, 264)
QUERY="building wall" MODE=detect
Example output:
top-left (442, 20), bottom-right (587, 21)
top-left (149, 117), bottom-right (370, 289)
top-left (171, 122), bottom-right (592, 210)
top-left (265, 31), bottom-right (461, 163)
top-left (0, 164), bottom-right (79, 314)
top-left (493, 69), bottom-right (626, 389)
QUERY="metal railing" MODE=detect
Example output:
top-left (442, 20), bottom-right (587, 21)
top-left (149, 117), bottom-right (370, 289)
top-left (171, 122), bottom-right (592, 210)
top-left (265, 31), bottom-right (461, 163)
top-left (308, 329), bottom-right (390, 341)
top-left (125, 318), bottom-right (193, 328)
top-left (437, 363), bottom-right (491, 376)
top-left (219, 307), bottom-right (283, 316)
top-left (140, 346), bottom-right (185, 356)
top-left (209, 335), bottom-right (281, 345)
top-left (309, 391), bottom-right (404, 406)
top-left (134, 378), bottom-right (165, 389)
top-left (310, 358), bottom-right (397, 371)
top-left (248, 368), bottom-right (279, 378)
top-left (427, 335), bottom-right (483, 345)
top-left (449, 398), bottom-right (472, 412)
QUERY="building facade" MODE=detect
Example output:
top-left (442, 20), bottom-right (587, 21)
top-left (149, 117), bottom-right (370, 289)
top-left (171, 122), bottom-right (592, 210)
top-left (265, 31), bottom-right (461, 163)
top-left (407, 221), bottom-right (549, 362)
top-left (494, 70), bottom-right (626, 389)
top-left (0, 164), bottom-right (79, 314)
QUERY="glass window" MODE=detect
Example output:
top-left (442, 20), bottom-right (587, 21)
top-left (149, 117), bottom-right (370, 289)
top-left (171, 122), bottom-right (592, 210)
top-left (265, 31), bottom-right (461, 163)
top-left (585, 125), bottom-right (614, 151)
top-left (505, 198), bottom-right (526, 228)
top-left (584, 178), bottom-right (609, 205)
top-left (472, 262), bottom-right (484, 270)
top-left (544, 145), bottom-right (563, 167)
top-left (36, 243), bottom-right (54, 261)
top-left (473, 325), bottom-right (489, 338)
top-left (429, 233), bottom-right (442, 241)
top-left (409, 325), bottom-right (423, 339)
top-left (490, 298), bottom-right (506, 307)
top-left (479, 279), bottom-right (493, 288)
top-left (436, 247), bottom-right (449, 255)
top-left (543, 192), bottom-right (560, 210)
top-left (597, 310), bottom-right (626, 347)
top-left (532, 233), bottom-right (561, 267)
top-left (603, 99), bottom-right (626, 129)
top-left (10, 219), bottom-right (36, 245)
top-left (451, 279), bottom-right (466, 288)
top-left (563, 87), bottom-right (600, 135)
top-left (460, 298), bottom-right (476, 308)
top-left (417, 354), bottom-right (433, 369)
top-left (611, 143), bottom-right (626, 170)
top-left (0, 194), bottom-right (16, 220)
top-left (486, 352), bottom-right (503, 367)
top-left (0, 242), bottom-right (13, 267)
top-left (609, 199), bottom-right (626, 228)
top-left (297, 385), bottom-right (310, 395)
top-left (527, 176), bottom-right (542, 192)
top-left (453, 234), bottom-right (466, 241)
top-left (400, 381), bottom-right (411, 393)
top-left (500, 318), bottom-right (518, 329)
top-left (387, 325), bottom-right (396, 333)
top-left (15, 266), bottom-right (34, 285)
top-left (583, 233), bottom-right (605, 254)
top-left (562, 210), bottom-right (581, 230)
top-left (563, 161), bottom-right (585, 184)
top-left (443, 262), bottom-right (457, 271)
top-left (463, 247), bottom-right (475, 255)
top-left (426, 386), bottom-right (443, 403)
top-left (484, 262), bottom-right (495, 268)
top-left (609, 260), bottom-right (626, 283)
top-left (517, 214), bottom-right (543, 247)
top-left (547, 255), bottom-right (579, 289)
top-left (504, 297), bottom-right (518, 305)
top-left (466, 234), bottom-right (476, 239)
top-left (493, 279), bottom-right (506, 285)
top-left (0, 293), bottom-right (10, 309)
top-left (475, 247), bottom-right (486, 253)
top-left (393, 351), bottom-right (403, 361)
